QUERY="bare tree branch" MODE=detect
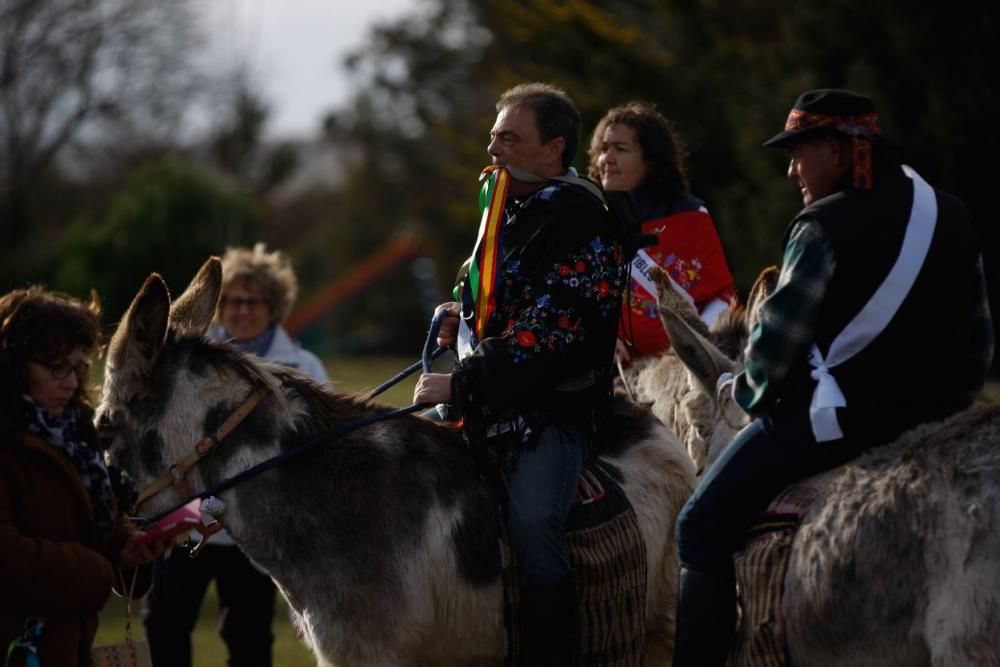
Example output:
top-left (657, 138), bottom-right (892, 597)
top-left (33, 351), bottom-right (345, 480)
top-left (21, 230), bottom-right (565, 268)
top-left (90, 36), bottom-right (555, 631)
top-left (0, 0), bottom-right (202, 243)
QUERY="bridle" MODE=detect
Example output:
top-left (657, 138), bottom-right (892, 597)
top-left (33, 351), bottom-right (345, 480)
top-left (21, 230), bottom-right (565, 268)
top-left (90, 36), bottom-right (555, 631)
top-left (132, 383), bottom-right (268, 511)
top-left (126, 308), bottom-right (452, 548)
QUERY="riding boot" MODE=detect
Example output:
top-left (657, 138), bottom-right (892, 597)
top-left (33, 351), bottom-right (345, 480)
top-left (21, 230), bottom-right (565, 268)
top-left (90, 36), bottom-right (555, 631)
top-left (672, 565), bottom-right (736, 667)
top-left (517, 575), bottom-right (578, 666)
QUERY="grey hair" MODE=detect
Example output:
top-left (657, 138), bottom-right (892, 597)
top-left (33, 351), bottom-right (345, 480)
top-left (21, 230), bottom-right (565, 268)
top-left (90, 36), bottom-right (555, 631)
top-left (218, 243), bottom-right (298, 324)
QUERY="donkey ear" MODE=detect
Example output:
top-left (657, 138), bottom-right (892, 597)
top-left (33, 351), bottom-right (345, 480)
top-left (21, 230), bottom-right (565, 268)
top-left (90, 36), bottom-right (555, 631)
top-left (651, 266), bottom-right (735, 398)
top-left (746, 266), bottom-right (779, 332)
top-left (649, 266), bottom-right (713, 342)
top-left (170, 257), bottom-right (222, 338)
top-left (106, 273), bottom-right (171, 398)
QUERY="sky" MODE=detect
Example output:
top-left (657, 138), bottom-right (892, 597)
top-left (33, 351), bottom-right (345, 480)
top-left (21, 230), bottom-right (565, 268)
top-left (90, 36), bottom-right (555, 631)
top-left (199, 0), bottom-right (420, 140)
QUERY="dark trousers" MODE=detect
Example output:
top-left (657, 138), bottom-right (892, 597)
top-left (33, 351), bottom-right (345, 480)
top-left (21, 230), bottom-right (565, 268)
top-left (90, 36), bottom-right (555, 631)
top-left (505, 422), bottom-right (585, 587)
top-left (144, 543), bottom-right (276, 667)
top-left (676, 407), bottom-right (872, 573)
top-left (504, 422), bottom-right (585, 665)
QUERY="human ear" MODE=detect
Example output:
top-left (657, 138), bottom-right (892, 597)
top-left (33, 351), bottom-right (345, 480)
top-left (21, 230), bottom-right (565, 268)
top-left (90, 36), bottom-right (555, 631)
top-left (832, 136), bottom-right (853, 170)
top-left (547, 136), bottom-right (566, 166)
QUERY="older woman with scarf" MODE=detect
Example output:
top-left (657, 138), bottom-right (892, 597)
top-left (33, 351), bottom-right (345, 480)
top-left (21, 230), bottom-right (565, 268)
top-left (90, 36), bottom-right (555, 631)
top-left (0, 286), bottom-right (168, 666)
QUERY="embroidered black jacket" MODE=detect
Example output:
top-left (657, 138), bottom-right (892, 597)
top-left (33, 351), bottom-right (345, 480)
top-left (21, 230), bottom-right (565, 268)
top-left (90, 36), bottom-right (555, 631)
top-left (451, 181), bottom-right (625, 442)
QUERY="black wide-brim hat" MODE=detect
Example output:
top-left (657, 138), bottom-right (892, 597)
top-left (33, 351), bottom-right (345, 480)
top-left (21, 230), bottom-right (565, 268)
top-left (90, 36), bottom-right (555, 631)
top-left (763, 89), bottom-right (881, 148)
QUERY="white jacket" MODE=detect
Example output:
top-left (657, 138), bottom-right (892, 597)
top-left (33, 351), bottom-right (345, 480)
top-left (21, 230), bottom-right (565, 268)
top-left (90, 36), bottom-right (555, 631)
top-left (203, 324), bottom-right (330, 546)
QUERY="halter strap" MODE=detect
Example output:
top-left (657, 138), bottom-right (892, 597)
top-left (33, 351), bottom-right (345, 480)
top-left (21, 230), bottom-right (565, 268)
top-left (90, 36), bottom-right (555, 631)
top-left (133, 384), bottom-right (267, 510)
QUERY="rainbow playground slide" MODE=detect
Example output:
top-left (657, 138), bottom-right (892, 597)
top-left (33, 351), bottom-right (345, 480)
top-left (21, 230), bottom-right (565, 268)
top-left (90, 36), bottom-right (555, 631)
top-left (284, 235), bottom-right (429, 338)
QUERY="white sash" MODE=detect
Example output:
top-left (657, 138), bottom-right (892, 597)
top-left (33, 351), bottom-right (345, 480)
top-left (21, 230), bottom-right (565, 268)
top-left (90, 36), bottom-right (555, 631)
top-left (808, 166), bottom-right (937, 442)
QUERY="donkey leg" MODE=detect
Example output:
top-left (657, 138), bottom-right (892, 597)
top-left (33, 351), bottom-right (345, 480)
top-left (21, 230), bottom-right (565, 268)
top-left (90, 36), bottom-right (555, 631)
top-left (643, 607), bottom-right (676, 666)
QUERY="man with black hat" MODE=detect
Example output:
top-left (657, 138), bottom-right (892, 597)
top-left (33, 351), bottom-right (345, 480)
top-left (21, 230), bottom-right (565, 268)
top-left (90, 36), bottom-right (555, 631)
top-left (671, 88), bottom-right (994, 666)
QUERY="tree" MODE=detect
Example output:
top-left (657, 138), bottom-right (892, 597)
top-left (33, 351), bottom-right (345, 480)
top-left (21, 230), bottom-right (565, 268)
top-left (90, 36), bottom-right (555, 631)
top-left (208, 69), bottom-right (300, 196)
top-left (53, 159), bottom-right (261, 321)
top-left (0, 0), bottom-right (203, 245)
top-left (308, 0), bottom-right (998, 362)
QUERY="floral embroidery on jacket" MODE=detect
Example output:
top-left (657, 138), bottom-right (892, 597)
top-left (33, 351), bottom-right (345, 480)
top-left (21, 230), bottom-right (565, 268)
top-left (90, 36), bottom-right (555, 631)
top-left (493, 235), bottom-right (621, 363)
top-left (546, 237), bottom-right (622, 314)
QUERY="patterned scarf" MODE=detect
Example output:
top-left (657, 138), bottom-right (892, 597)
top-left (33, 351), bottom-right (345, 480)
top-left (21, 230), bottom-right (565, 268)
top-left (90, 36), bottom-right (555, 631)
top-left (21, 396), bottom-right (115, 544)
top-left (226, 323), bottom-right (277, 357)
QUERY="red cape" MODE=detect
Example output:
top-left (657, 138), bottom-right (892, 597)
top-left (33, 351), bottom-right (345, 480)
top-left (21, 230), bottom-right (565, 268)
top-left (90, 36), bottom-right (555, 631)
top-left (619, 209), bottom-right (736, 358)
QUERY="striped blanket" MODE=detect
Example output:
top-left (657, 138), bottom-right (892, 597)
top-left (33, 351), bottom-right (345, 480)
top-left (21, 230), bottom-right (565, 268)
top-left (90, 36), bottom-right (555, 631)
top-left (502, 461), bottom-right (647, 666)
top-left (729, 471), bottom-right (837, 666)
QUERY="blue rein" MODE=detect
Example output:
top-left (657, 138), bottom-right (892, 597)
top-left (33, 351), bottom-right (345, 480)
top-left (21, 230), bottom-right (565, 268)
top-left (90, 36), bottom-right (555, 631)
top-left (140, 308), bottom-right (453, 527)
top-left (366, 305), bottom-right (451, 399)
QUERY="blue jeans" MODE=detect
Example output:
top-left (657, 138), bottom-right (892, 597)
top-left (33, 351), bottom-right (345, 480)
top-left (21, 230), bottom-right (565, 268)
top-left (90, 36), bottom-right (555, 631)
top-left (676, 407), bottom-right (869, 574)
top-left (505, 422), bottom-right (585, 587)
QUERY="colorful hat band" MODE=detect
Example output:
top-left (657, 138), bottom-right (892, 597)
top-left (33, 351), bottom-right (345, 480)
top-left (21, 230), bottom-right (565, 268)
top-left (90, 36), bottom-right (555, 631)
top-left (785, 110), bottom-right (882, 189)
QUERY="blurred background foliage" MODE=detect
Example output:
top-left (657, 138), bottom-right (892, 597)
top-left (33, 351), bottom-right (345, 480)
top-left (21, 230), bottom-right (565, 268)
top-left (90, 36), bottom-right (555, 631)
top-left (1, 0), bottom-right (997, 369)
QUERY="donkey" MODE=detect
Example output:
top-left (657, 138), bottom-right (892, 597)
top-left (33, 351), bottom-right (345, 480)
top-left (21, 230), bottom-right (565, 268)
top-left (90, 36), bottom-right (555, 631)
top-left (97, 258), bottom-right (696, 667)
top-left (618, 267), bottom-right (778, 475)
top-left (641, 265), bottom-right (1000, 666)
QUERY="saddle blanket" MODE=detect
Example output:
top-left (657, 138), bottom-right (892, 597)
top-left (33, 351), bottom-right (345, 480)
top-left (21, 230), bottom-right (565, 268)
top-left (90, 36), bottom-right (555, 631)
top-left (502, 460), bottom-right (647, 666)
top-left (729, 470), bottom-right (838, 667)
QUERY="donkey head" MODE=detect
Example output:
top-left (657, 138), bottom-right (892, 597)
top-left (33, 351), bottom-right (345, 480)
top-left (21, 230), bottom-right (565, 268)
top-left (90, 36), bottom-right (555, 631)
top-left (650, 265), bottom-right (778, 469)
top-left (97, 258), bottom-right (249, 512)
top-left (103, 257), bottom-right (222, 407)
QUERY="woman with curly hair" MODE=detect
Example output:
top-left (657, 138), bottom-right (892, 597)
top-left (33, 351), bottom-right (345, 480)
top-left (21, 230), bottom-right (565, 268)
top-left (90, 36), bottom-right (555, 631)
top-left (0, 286), bottom-right (167, 665)
top-left (589, 101), bottom-right (736, 362)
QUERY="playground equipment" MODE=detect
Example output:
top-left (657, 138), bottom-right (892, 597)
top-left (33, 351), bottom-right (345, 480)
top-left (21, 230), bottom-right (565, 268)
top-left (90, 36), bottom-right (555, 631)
top-left (284, 235), bottom-right (437, 339)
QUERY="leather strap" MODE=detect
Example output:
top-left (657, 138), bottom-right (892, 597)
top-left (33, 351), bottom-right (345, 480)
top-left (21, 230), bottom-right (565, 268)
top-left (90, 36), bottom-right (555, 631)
top-left (133, 386), bottom-right (267, 510)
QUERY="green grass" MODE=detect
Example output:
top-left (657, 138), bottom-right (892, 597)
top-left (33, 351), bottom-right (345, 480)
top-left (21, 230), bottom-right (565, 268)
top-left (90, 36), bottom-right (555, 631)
top-left (95, 583), bottom-right (314, 666)
top-left (326, 352), bottom-right (454, 408)
top-left (326, 353), bottom-right (422, 407)
top-left (96, 354), bottom-right (444, 665)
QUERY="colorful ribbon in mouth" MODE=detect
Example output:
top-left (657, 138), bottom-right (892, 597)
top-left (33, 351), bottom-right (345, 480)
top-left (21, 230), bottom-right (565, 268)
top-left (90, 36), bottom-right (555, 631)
top-left (467, 165), bottom-right (510, 341)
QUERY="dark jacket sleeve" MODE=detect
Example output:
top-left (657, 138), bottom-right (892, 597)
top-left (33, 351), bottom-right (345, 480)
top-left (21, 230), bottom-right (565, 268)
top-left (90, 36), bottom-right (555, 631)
top-left (0, 450), bottom-right (115, 615)
top-left (79, 412), bottom-right (154, 601)
top-left (452, 197), bottom-right (623, 420)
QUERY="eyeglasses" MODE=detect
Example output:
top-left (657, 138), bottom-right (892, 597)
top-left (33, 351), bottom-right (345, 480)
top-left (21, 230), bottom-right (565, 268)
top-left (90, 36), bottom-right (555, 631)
top-left (42, 359), bottom-right (91, 380)
top-left (221, 296), bottom-right (266, 310)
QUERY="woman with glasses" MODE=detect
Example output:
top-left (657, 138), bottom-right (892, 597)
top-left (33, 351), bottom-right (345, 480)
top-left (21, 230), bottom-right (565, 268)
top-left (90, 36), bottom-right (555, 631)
top-left (214, 243), bottom-right (329, 382)
top-left (145, 243), bottom-right (330, 667)
top-left (0, 286), bottom-right (170, 666)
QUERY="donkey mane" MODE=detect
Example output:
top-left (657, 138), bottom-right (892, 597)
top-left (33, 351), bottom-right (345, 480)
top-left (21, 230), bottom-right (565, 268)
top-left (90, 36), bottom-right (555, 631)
top-left (160, 332), bottom-right (292, 415)
top-left (709, 303), bottom-right (749, 362)
top-left (161, 329), bottom-right (424, 432)
top-left (274, 366), bottom-right (467, 447)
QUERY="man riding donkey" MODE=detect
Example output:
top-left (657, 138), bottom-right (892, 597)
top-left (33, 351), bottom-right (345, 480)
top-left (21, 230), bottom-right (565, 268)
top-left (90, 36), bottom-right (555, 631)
top-left (414, 82), bottom-right (626, 665)
top-left (672, 89), bottom-right (994, 666)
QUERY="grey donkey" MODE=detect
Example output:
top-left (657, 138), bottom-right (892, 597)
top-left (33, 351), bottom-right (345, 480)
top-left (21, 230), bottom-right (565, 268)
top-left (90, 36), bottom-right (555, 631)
top-left (637, 265), bottom-right (1000, 666)
top-left (97, 258), bottom-right (697, 666)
